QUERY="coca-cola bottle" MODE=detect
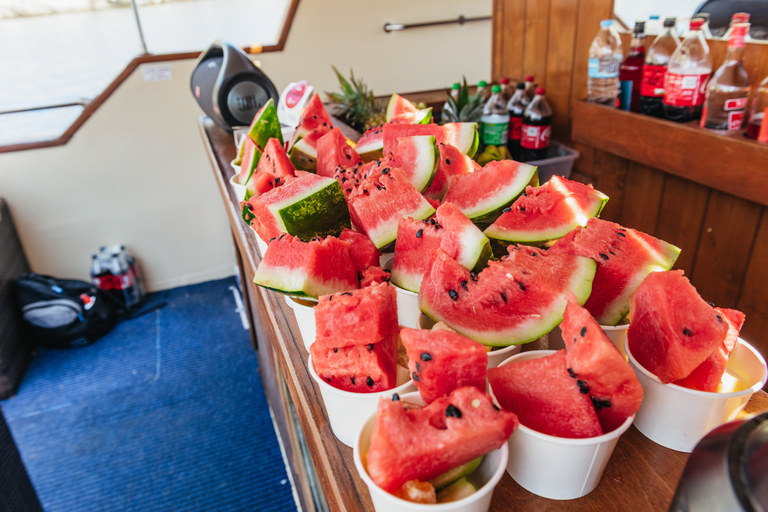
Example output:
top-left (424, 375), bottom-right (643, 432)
top-left (520, 87), bottom-right (552, 162)
top-left (523, 75), bottom-right (536, 103)
top-left (701, 23), bottom-right (750, 131)
top-left (640, 17), bottom-right (680, 117)
top-left (724, 13), bottom-right (750, 40)
top-left (746, 75), bottom-right (768, 140)
top-left (663, 18), bottom-right (712, 123)
top-left (499, 77), bottom-right (514, 103)
top-left (619, 21), bottom-right (646, 112)
top-left (506, 83), bottom-right (527, 160)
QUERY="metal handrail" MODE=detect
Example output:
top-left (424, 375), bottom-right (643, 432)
top-left (383, 15), bottom-right (491, 33)
top-left (0, 101), bottom-right (88, 116)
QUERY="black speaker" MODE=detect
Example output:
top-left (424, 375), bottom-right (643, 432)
top-left (190, 40), bottom-right (279, 132)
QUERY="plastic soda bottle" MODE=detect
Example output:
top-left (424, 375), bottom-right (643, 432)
top-left (520, 87), bottom-right (552, 162)
top-left (619, 21), bottom-right (646, 111)
top-left (701, 23), bottom-right (750, 131)
top-left (476, 80), bottom-right (490, 102)
top-left (506, 83), bottom-right (527, 160)
top-left (663, 18), bottom-right (712, 122)
top-left (523, 75), bottom-right (536, 103)
top-left (587, 20), bottom-right (622, 106)
top-left (480, 85), bottom-right (510, 148)
top-left (640, 17), bottom-right (680, 117)
top-left (746, 75), bottom-right (768, 140)
top-left (724, 13), bottom-right (750, 41)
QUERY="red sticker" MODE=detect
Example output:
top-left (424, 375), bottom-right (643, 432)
top-left (724, 97), bottom-right (747, 111)
top-left (728, 111), bottom-right (745, 131)
top-left (663, 72), bottom-right (710, 107)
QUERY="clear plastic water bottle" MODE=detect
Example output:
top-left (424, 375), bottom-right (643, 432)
top-left (663, 18), bottom-right (712, 122)
top-left (587, 20), bottom-right (622, 106)
top-left (480, 85), bottom-right (510, 148)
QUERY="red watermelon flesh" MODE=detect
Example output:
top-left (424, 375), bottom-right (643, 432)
top-left (313, 282), bottom-right (397, 350)
top-left (252, 234), bottom-right (359, 298)
top-left (561, 296), bottom-right (643, 432)
top-left (288, 93), bottom-right (333, 148)
top-left (248, 138), bottom-right (296, 196)
top-left (673, 307), bottom-right (745, 392)
top-left (400, 328), bottom-right (488, 405)
top-left (386, 135), bottom-right (439, 193)
top-left (310, 333), bottom-right (398, 393)
top-left (360, 266), bottom-right (391, 288)
top-left (418, 248), bottom-right (596, 346)
top-left (382, 123), bottom-right (478, 158)
top-left (347, 168), bottom-right (435, 250)
top-left (338, 228), bottom-right (381, 273)
top-left (550, 217), bottom-right (680, 326)
top-left (386, 93), bottom-right (418, 120)
top-left (423, 143), bottom-right (479, 201)
top-left (627, 270), bottom-right (729, 384)
top-left (366, 386), bottom-right (518, 493)
top-left (355, 126), bottom-right (385, 162)
top-left (333, 161), bottom-right (377, 197)
top-left (316, 127), bottom-right (362, 178)
top-left (391, 202), bottom-right (491, 293)
top-left (488, 350), bottom-right (603, 438)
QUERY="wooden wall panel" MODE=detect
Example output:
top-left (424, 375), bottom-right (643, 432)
top-left (621, 162), bottom-right (666, 235)
top-left (522, 0), bottom-right (551, 89)
top-left (496, 0), bottom-right (526, 81)
top-left (594, 150), bottom-right (628, 223)
top-left (545, 0), bottom-right (580, 139)
top-left (738, 210), bottom-right (768, 357)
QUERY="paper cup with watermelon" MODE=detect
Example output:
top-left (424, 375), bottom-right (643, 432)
top-left (230, 174), bottom-right (247, 202)
top-left (354, 389), bottom-right (515, 511)
top-left (624, 270), bottom-right (768, 452)
top-left (548, 321), bottom-right (629, 357)
top-left (284, 296), bottom-right (317, 351)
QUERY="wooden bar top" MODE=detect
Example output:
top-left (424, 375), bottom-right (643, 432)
top-left (198, 116), bottom-right (768, 512)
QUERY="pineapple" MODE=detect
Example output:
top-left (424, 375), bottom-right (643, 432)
top-left (326, 66), bottom-right (385, 133)
top-left (441, 78), bottom-right (485, 124)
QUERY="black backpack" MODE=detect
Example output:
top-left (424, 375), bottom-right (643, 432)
top-left (13, 273), bottom-right (119, 349)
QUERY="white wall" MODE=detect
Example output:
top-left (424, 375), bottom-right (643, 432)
top-left (0, 0), bottom-right (491, 292)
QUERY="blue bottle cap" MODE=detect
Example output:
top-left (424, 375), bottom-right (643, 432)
top-left (601, 20), bottom-right (613, 28)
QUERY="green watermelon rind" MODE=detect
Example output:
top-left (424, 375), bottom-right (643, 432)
top-left (242, 146), bottom-right (264, 195)
top-left (288, 138), bottom-right (318, 172)
top-left (402, 135), bottom-right (440, 193)
top-left (368, 201), bottom-right (436, 251)
top-left (463, 168), bottom-right (539, 230)
top-left (268, 179), bottom-right (351, 239)
top-left (247, 98), bottom-right (283, 148)
top-left (355, 108), bottom-right (434, 163)
top-left (252, 265), bottom-right (345, 299)
top-left (419, 256), bottom-right (597, 346)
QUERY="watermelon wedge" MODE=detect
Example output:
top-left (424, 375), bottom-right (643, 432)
top-left (245, 138), bottom-right (296, 197)
top-left (423, 143), bottom-right (480, 201)
top-left (549, 218), bottom-right (681, 326)
top-left (419, 247), bottom-right (596, 346)
top-left (347, 168), bottom-right (435, 250)
top-left (316, 127), bottom-right (362, 178)
top-left (241, 171), bottom-right (351, 242)
top-left (238, 136), bottom-right (262, 186)
top-left (386, 135), bottom-right (440, 193)
top-left (483, 176), bottom-right (608, 250)
top-left (338, 228), bottom-right (381, 273)
top-left (310, 332), bottom-right (398, 393)
top-left (288, 94), bottom-right (334, 171)
top-left (443, 159), bottom-right (539, 229)
top-left (386, 93), bottom-right (418, 121)
top-left (253, 235), bottom-right (359, 298)
top-left (246, 97), bottom-right (283, 148)
top-left (355, 108), bottom-right (433, 162)
top-left (382, 123), bottom-right (478, 158)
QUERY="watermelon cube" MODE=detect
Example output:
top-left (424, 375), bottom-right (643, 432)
top-left (561, 296), bottom-right (643, 432)
top-left (287, 93), bottom-right (334, 171)
top-left (338, 228), bottom-right (380, 273)
top-left (360, 267), bottom-right (391, 288)
top-left (487, 350), bottom-right (603, 438)
top-left (400, 328), bottom-right (487, 404)
top-left (313, 282), bottom-right (398, 350)
top-left (310, 332), bottom-right (398, 393)
top-left (246, 137), bottom-right (296, 197)
top-left (366, 386), bottom-right (518, 493)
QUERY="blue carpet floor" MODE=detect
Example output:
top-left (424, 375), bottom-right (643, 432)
top-left (1, 277), bottom-right (297, 512)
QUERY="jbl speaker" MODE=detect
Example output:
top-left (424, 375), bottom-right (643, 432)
top-left (190, 40), bottom-right (279, 132)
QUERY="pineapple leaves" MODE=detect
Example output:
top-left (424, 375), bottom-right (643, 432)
top-left (326, 66), bottom-right (384, 133)
top-left (442, 76), bottom-right (486, 124)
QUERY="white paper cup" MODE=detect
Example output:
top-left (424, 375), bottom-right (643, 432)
top-left (625, 337), bottom-right (768, 453)
top-left (308, 356), bottom-right (414, 447)
top-left (491, 350), bottom-right (633, 500)
top-left (394, 285), bottom-right (422, 329)
top-left (486, 345), bottom-right (522, 369)
top-left (354, 392), bottom-right (509, 512)
top-left (230, 157), bottom-right (241, 174)
top-left (548, 323), bottom-right (630, 358)
top-left (230, 174), bottom-right (247, 202)
top-left (284, 296), bottom-right (317, 351)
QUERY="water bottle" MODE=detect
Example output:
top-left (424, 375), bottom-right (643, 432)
top-left (587, 20), bottom-right (622, 107)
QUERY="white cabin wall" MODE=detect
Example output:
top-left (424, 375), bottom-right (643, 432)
top-left (0, 0), bottom-right (490, 292)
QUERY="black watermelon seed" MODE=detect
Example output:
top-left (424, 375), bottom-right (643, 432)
top-left (493, 404), bottom-right (500, 411)
top-left (416, 229), bottom-right (423, 238)
top-left (503, 207), bottom-right (511, 213)
top-left (333, 348), bottom-right (338, 353)
top-left (376, 185), bottom-right (382, 190)
top-left (609, 250), bottom-right (616, 256)
top-left (446, 158), bottom-right (451, 165)
top-left (707, 301), bottom-right (715, 308)
top-left (269, 237), bottom-right (276, 243)
top-left (322, 122), bottom-right (327, 126)
top-left (392, 393), bottom-right (400, 401)
top-left (313, 115), bottom-right (317, 119)
top-left (275, 177), bottom-right (280, 184)
top-left (420, 353), bottom-right (432, 361)
top-left (345, 154), bottom-right (351, 159)
top-left (368, 344), bottom-right (374, 351)
top-left (328, 295), bottom-right (333, 301)
top-left (716, 314), bottom-right (723, 322)
top-left (519, 206), bottom-right (526, 212)
top-left (412, 372), bottom-right (420, 382)
top-left (580, 326), bottom-right (587, 337)
top-left (430, 218), bottom-right (436, 225)
top-left (461, 280), bottom-right (468, 290)
top-left (683, 328), bottom-right (693, 336)
top-left (617, 232), bottom-right (626, 237)
top-left (592, 397), bottom-right (612, 410)
top-left (326, 378), bottom-right (331, 383)
top-left (342, 292), bottom-right (352, 296)
top-left (599, 253), bottom-right (609, 260)
top-left (342, 177), bottom-right (347, 182)
top-left (357, 161), bottom-right (362, 166)
top-left (245, 203), bottom-right (254, 211)
top-left (449, 289), bottom-right (458, 301)
top-left (445, 404), bottom-right (462, 418)
top-left (470, 272), bottom-right (477, 282)
top-left (577, 380), bottom-right (590, 394)
top-left (346, 188), bottom-right (351, 192)
top-left (350, 377), bottom-right (355, 385)
top-left (518, 282), bottom-right (526, 292)
top-left (367, 377), bottom-right (374, 387)
top-left (269, 180), bottom-right (273, 186)
top-left (500, 292), bottom-right (507, 303)
top-left (382, 168), bottom-right (389, 174)
top-left (279, 234), bottom-right (285, 240)
top-left (531, 252), bottom-right (537, 257)
top-left (567, 368), bottom-right (577, 378)
top-left (416, 363), bottom-right (421, 372)
top-left (619, 228), bottom-right (627, 231)
top-left (522, 192), bottom-right (528, 197)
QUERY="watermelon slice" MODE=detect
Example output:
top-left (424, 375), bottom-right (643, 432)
top-left (549, 218), bottom-right (681, 325)
top-left (488, 350), bottom-right (603, 438)
top-left (288, 93), bottom-right (334, 171)
top-left (627, 270), bottom-right (731, 384)
top-left (316, 127), bottom-right (362, 178)
top-left (386, 93), bottom-right (418, 121)
top-left (382, 123), bottom-right (478, 158)
top-left (386, 135), bottom-right (440, 193)
top-left (310, 333), bottom-right (398, 393)
top-left (347, 168), bottom-right (436, 250)
top-left (241, 171), bottom-right (351, 242)
top-left (246, 97), bottom-right (283, 148)
top-left (338, 228), bottom-right (381, 273)
top-left (313, 282), bottom-right (397, 350)
top-left (391, 202), bottom-right (492, 293)
top-left (400, 328), bottom-right (488, 404)
top-left (238, 136), bottom-right (262, 186)
top-left (561, 296), bottom-right (643, 432)
top-left (419, 247), bottom-right (596, 346)
top-left (366, 386), bottom-right (518, 493)
top-left (423, 143), bottom-right (480, 201)
top-left (355, 108), bottom-right (433, 162)
top-left (443, 159), bottom-right (539, 229)
top-left (245, 138), bottom-right (296, 197)
top-left (483, 176), bottom-right (608, 250)
top-left (252, 235), bottom-right (359, 298)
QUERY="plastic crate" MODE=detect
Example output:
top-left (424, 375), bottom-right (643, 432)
top-left (525, 141), bottom-right (580, 183)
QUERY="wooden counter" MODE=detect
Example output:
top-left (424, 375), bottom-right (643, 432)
top-left (198, 116), bottom-right (768, 512)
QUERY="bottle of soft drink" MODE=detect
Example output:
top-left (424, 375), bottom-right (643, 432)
top-left (523, 75), bottom-right (536, 103)
top-left (724, 13), bottom-right (750, 41)
top-left (476, 81), bottom-right (490, 103)
top-left (506, 83), bottom-right (527, 160)
top-left (663, 18), bottom-right (712, 122)
top-left (520, 87), bottom-right (552, 162)
top-left (697, 13), bottom-right (713, 39)
top-left (480, 85), bottom-right (510, 148)
top-left (587, 20), bottom-right (622, 106)
top-left (640, 17), bottom-right (680, 117)
top-left (499, 77), bottom-right (514, 103)
top-left (115, 245), bottom-right (145, 303)
top-left (619, 21), bottom-right (646, 111)
top-left (701, 23), bottom-right (751, 131)
top-left (746, 75), bottom-right (768, 141)
top-left (109, 251), bottom-right (139, 311)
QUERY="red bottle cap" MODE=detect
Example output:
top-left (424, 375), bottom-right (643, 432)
top-left (525, 75), bottom-right (535, 82)
top-left (535, 87), bottom-right (545, 95)
top-left (732, 12), bottom-right (750, 23)
top-left (500, 77), bottom-right (510, 84)
top-left (690, 18), bottom-right (704, 30)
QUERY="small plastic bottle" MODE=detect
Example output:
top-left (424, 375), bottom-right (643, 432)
top-left (697, 13), bottom-right (713, 39)
top-left (523, 75), bottom-right (537, 103)
top-left (499, 77), bottom-right (514, 103)
top-left (520, 87), bottom-right (553, 162)
top-left (640, 17), bottom-right (680, 117)
top-left (701, 23), bottom-right (750, 131)
top-left (619, 21), bottom-right (646, 111)
top-left (476, 81), bottom-right (490, 102)
top-left (480, 85), bottom-right (510, 148)
top-left (506, 83), bottom-right (527, 160)
top-left (724, 13), bottom-right (750, 41)
top-left (663, 18), bottom-right (712, 122)
top-left (746, 75), bottom-right (768, 141)
top-left (587, 20), bottom-right (622, 107)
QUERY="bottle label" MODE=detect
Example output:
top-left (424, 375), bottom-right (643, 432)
top-left (640, 65), bottom-right (666, 97)
top-left (588, 57), bottom-right (619, 78)
top-left (724, 97), bottom-right (748, 111)
top-left (663, 72), bottom-right (710, 107)
top-left (520, 124), bottom-right (551, 150)
top-left (728, 111), bottom-right (746, 131)
top-left (508, 116), bottom-right (523, 141)
top-left (618, 81), bottom-right (633, 110)
top-left (728, 26), bottom-right (748, 49)
top-left (481, 121), bottom-right (508, 146)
